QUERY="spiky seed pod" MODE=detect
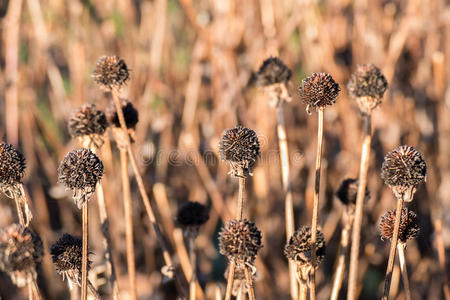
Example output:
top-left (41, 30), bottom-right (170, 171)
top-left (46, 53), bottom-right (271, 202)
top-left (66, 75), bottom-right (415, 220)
top-left (336, 178), bottom-right (370, 207)
top-left (176, 201), bottom-right (210, 227)
top-left (57, 148), bottom-right (104, 208)
top-left (107, 101), bottom-right (139, 130)
top-left (255, 57), bottom-right (292, 87)
top-left (0, 224), bottom-right (43, 287)
top-left (218, 126), bottom-right (260, 178)
top-left (298, 72), bottom-right (340, 113)
top-left (284, 226), bottom-right (325, 267)
top-left (381, 145), bottom-right (427, 200)
top-left (50, 234), bottom-right (91, 287)
top-left (92, 55), bottom-right (130, 91)
top-left (347, 64), bottom-right (388, 115)
top-left (219, 219), bottom-right (263, 266)
top-left (68, 104), bottom-right (107, 138)
top-left (0, 143), bottom-right (26, 188)
top-left (379, 208), bottom-right (419, 243)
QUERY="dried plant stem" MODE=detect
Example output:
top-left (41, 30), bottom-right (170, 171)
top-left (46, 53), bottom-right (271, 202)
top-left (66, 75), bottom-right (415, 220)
top-left (28, 280), bottom-right (33, 300)
top-left (434, 219), bottom-right (450, 300)
top-left (237, 177), bottom-right (246, 220)
top-left (189, 236), bottom-right (196, 300)
top-left (310, 108), bottom-right (324, 300)
top-left (244, 266), bottom-right (256, 300)
top-left (81, 204), bottom-right (88, 300)
top-left (224, 261), bottom-right (236, 300)
top-left (382, 195), bottom-right (405, 300)
top-left (347, 114), bottom-right (372, 300)
top-left (397, 243), bottom-right (412, 300)
top-left (30, 277), bottom-right (41, 300)
top-left (88, 280), bottom-right (101, 300)
top-left (13, 192), bottom-right (26, 226)
top-left (120, 149), bottom-right (137, 300)
top-left (276, 102), bottom-right (297, 300)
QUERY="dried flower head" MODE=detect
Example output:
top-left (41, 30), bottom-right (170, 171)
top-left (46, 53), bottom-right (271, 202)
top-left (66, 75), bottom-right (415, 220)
top-left (68, 104), bottom-right (107, 148)
top-left (219, 219), bottom-right (263, 266)
top-left (92, 55), bottom-right (130, 91)
top-left (0, 143), bottom-right (26, 188)
top-left (284, 226), bottom-right (325, 267)
top-left (336, 178), bottom-right (370, 206)
top-left (176, 201), bottom-right (209, 228)
top-left (50, 234), bottom-right (90, 288)
top-left (298, 73), bottom-right (340, 113)
top-left (107, 101), bottom-right (139, 130)
top-left (347, 64), bottom-right (388, 114)
top-left (0, 224), bottom-right (43, 287)
top-left (381, 145), bottom-right (427, 200)
top-left (57, 148), bottom-right (104, 208)
top-left (255, 57), bottom-right (292, 87)
top-left (219, 126), bottom-right (260, 177)
top-left (379, 208), bottom-right (419, 243)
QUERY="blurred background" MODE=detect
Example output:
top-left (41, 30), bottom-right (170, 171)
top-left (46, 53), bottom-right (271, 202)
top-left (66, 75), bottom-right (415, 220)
top-left (0, 0), bottom-right (449, 299)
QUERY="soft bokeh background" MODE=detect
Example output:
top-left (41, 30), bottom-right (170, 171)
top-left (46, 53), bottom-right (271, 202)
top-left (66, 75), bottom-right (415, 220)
top-left (0, 0), bottom-right (449, 299)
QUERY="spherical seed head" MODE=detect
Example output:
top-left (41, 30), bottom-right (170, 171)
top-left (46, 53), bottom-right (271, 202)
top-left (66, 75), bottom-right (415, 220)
top-left (255, 57), bottom-right (292, 86)
top-left (107, 101), bottom-right (139, 129)
top-left (336, 178), bottom-right (370, 206)
top-left (0, 224), bottom-right (43, 287)
top-left (176, 201), bottom-right (210, 227)
top-left (0, 143), bottom-right (26, 186)
top-left (50, 234), bottom-right (91, 286)
top-left (284, 226), bottom-right (325, 267)
top-left (92, 55), bottom-right (130, 91)
top-left (298, 72), bottom-right (340, 112)
top-left (381, 145), bottom-right (426, 199)
top-left (68, 104), bottom-right (107, 139)
top-left (218, 126), bottom-right (260, 178)
top-left (219, 219), bottom-right (263, 265)
top-left (379, 208), bottom-right (419, 243)
top-left (57, 148), bottom-right (103, 208)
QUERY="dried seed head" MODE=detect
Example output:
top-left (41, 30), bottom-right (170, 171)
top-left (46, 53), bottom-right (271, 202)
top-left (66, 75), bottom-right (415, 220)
top-left (298, 73), bottom-right (340, 113)
top-left (381, 145), bottom-right (426, 200)
top-left (219, 219), bottom-right (263, 265)
top-left (50, 234), bottom-right (91, 286)
top-left (57, 148), bottom-right (104, 208)
top-left (176, 201), bottom-right (210, 228)
top-left (218, 126), bottom-right (260, 178)
top-left (284, 226), bottom-right (325, 267)
top-left (107, 101), bottom-right (139, 130)
top-left (0, 224), bottom-right (43, 287)
top-left (255, 57), bottom-right (292, 86)
top-left (379, 208), bottom-right (419, 243)
top-left (336, 178), bottom-right (370, 206)
top-left (68, 104), bottom-right (107, 138)
top-left (0, 143), bottom-right (26, 186)
top-left (92, 55), bottom-right (130, 91)
top-left (347, 64), bottom-right (388, 114)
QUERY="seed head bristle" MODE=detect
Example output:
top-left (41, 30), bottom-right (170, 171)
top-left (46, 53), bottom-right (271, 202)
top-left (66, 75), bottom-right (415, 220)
top-left (298, 72), bottom-right (340, 113)
top-left (219, 219), bottom-right (263, 266)
top-left (57, 148), bottom-right (104, 208)
top-left (284, 226), bottom-right (325, 267)
top-left (218, 126), bottom-right (260, 178)
top-left (0, 143), bottom-right (26, 187)
top-left (92, 55), bottom-right (130, 91)
top-left (0, 224), bottom-right (43, 287)
top-left (176, 201), bottom-right (210, 228)
top-left (379, 208), bottom-right (419, 243)
top-left (336, 178), bottom-right (370, 206)
top-left (255, 57), bottom-right (292, 86)
top-left (107, 100), bottom-right (139, 130)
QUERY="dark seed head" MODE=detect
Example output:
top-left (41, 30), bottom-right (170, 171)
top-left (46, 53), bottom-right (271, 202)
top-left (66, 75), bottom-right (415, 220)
top-left (176, 201), bottom-right (210, 228)
top-left (68, 104), bottom-right (107, 138)
top-left (0, 143), bottom-right (26, 186)
top-left (92, 55), bottom-right (130, 91)
top-left (107, 101), bottom-right (139, 130)
top-left (0, 224), bottom-right (43, 287)
top-left (218, 126), bottom-right (260, 178)
top-left (219, 219), bottom-right (263, 265)
top-left (336, 178), bottom-right (370, 206)
top-left (381, 145), bottom-right (426, 199)
top-left (284, 226), bottom-right (325, 267)
top-left (50, 233), bottom-right (91, 286)
top-left (57, 148), bottom-right (104, 208)
top-left (298, 73), bottom-right (340, 112)
top-left (379, 208), bottom-right (419, 243)
top-left (255, 57), bottom-right (292, 86)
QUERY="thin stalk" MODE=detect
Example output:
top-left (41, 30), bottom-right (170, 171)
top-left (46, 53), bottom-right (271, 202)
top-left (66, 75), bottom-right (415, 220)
top-left (244, 265), bottom-right (256, 300)
top-left (397, 243), bottom-right (412, 300)
top-left (382, 195), bottom-right (406, 300)
top-left (189, 236), bottom-right (196, 300)
top-left (30, 277), bottom-right (41, 300)
top-left (81, 204), bottom-right (88, 300)
top-left (347, 114), bottom-right (372, 300)
top-left (277, 102), bottom-right (297, 300)
top-left (224, 261), bottom-right (236, 300)
top-left (28, 279), bottom-right (33, 300)
top-left (310, 108), bottom-right (324, 300)
top-left (237, 177), bottom-right (246, 220)
top-left (88, 280), bottom-right (101, 300)
top-left (299, 282), bottom-right (307, 300)
top-left (120, 149), bottom-right (137, 300)
top-left (13, 192), bottom-right (26, 226)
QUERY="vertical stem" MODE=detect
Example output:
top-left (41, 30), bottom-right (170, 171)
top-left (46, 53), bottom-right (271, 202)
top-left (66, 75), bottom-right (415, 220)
top-left (347, 114), bottom-right (372, 300)
top-left (244, 266), bottom-right (256, 300)
top-left (28, 280), bottom-right (33, 300)
top-left (299, 281), bottom-right (307, 300)
top-left (382, 196), bottom-right (405, 300)
top-left (189, 236), bottom-right (196, 300)
top-left (310, 108), bottom-right (324, 300)
top-left (81, 204), bottom-right (88, 300)
top-left (434, 219), bottom-right (450, 300)
top-left (13, 192), bottom-right (26, 226)
top-left (88, 280), bottom-right (101, 300)
top-left (120, 149), bottom-right (137, 300)
top-left (30, 277), bottom-right (41, 300)
top-left (237, 177), bottom-right (246, 220)
top-left (224, 261), bottom-right (236, 300)
top-left (397, 243), bottom-right (412, 300)
top-left (277, 103), bottom-right (298, 300)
